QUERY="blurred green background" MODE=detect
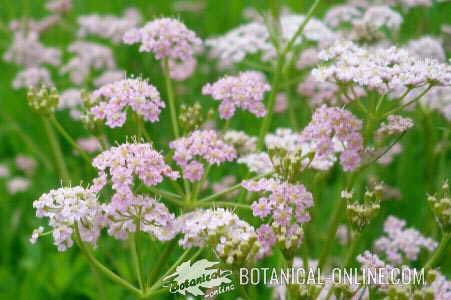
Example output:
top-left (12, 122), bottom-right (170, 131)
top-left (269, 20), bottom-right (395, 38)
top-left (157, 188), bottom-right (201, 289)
top-left (0, 0), bottom-right (450, 299)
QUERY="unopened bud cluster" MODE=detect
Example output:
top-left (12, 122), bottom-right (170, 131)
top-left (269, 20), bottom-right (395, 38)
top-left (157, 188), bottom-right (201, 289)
top-left (27, 85), bottom-right (59, 115)
top-left (427, 181), bottom-right (451, 232)
top-left (345, 187), bottom-right (382, 232)
top-left (178, 102), bottom-right (205, 133)
top-left (268, 147), bottom-right (306, 183)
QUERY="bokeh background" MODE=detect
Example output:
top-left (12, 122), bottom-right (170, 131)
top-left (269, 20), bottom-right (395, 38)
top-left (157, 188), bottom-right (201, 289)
top-left (0, 0), bottom-right (450, 299)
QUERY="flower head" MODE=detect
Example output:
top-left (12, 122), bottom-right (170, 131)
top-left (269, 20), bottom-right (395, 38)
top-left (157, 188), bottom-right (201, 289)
top-left (90, 78), bottom-right (165, 128)
top-left (243, 178), bottom-right (313, 256)
top-left (177, 208), bottom-right (261, 265)
top-left (124, 17), bottom-right (201, 61)
top-left (32, 186), bottom-right (105, 251)
top-left (202, 71), bottom-right (270, 119)
top-left (91, 142), bottom-right (179, 206)
top-left (300, 105), bottom-right (364, 172)
top-left (170, 130), bottom-right (236, 182)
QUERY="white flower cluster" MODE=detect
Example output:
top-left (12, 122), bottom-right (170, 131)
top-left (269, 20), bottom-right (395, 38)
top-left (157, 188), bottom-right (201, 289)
top-left (32, 186), bottom-right (105, 251)
top-left (77, 8), bottom-right (142, 43)
top-left (177, 208), bottom-right (261, 265)
top-left (313, 41), bottom-right (451, 93)
top-left (206, 14), bottom-right (336, 68)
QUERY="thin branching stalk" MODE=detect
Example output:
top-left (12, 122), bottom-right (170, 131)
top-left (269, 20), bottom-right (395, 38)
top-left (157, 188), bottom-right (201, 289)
top-left (424, 232), bottom-right (451, 272)
top-left (42, 116), bottom-right (70, 183)
top-left (74, 225), bottom-right (143, 297)
top-left (343, 231), bottom-right (361, 267)
top-left (130, 216), bottom-right (145, 291)
top-left (382, 85), bottom-right (433, 118)
top-left (148, 239), bottom-right (178, 286)
top-left (162, 57), bottom-right (180, 139)
top-left (199, 172), bottom-right (273, 202)
top-left (50, 115), bottom-right (92, 163)
top-left (146, 248), bottom-right (203, 295)
top-left (257, 0), bottom-right (321, 149)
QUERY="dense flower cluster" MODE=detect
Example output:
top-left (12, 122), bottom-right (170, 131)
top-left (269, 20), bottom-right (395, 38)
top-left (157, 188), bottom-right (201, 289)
top-left (374, 216), bottom-right (437, 264)
top-left (76, 137), bottom-right (101, 153)
top-left (32, 186), bottom-right (105, 251)
top-left (170, 130), bottom-right (236, 182)
top-left (7, 177), bottom-right (31, 195)
top-left (3, 31), bottom-right (61, 68)
top-left (77, 8), bottom-right (142, 43)
top-left (58, 89), bottom-right (83, 119)
top-left (237, 152), bottom-right (274, 175)
top-left (91, 142), bottom-right (179, 207)
top-left (123, 18), bottom-right (201, 61)
top-left (45, 0), bottom-right (72, 14)
top-left (168, 57), bottom-right (197, 81)
top-left (300, 105), bottom-right (364, 171)
top-left (406, 36), bottom-right (446, 62)
top-left (90, 78), bottom-right (165, 128)
top-left (313, 41), bottom-right (451, 93)
top-left (13, 67), bottom-right (53, 89)
top-left (202, 71), bottom-right (270, 119)
top-left (243, 178), bottom-right (313, 256)
top-left (61, 41), bottom-right (116, 85)
top-left (104, 194), bottom-right (177, 241)
top-left (177, 208), bottom-right (261, 265)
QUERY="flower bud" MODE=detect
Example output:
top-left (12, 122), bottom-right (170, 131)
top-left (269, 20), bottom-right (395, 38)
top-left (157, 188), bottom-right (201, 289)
top-left (27, 85), bottom-right (59, 115)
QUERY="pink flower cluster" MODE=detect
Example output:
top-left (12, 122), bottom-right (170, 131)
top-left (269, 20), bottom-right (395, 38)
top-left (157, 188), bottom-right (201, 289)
top-left (104, 194), bottom-right (177, 241)
top-left (91, 78), bottom-right (165, 128)
top-left (91, 142), bottom-right (179, 207)
top-left (170, 130), bottom-right (236, 182)
top-left (123, 18), bottom-right (201, 61)
top-left (61, 41), bottom-right (116, 85)
top-left (300, 105), bottom-right (364, 172)
top-left (76, 137), bottom-right (101, 153)
top-left (77, 8), bottom-right (142, 43)
top-left (3, 31), bottom-right (61, 68)
top-left (243, 178), bottom-right (313, 256)
top-left (12, 67), bottom-right (53, 89)
top-left (32, 186), bottom-right (105, 251)
top-left (202, 71), bottom-right (271, 119)
top-left (374, 216), bottom-right (437, 265)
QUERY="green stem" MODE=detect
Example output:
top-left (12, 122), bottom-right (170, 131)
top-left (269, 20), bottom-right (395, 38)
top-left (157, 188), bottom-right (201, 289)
top-left (146, 248), bottom-right (202, 295)
top-left (343, 231), bottom-right (361, 267)
top-left (162, 58), bottom-right (180, 139)
top-left (146, 186), bottom-right (183, 204)
top-left (318, 195), bottom-right (347, 269)
top-left (257, 55), bottom-right (285, 150)
top-left (130, 231), bottom-right (144, 291)
top-left (257, 0), bottom-right (321, 150)
top-left (148, 239), bottom-right (178, 286)
top-left (282, 0), bottom-right (321, 56)
top-left (199, 172), bottom-right (273, 202)
top-left (424, 233), bottom-right (450, 272)
top-left (74, 225), bottom-right (142, 297)
top-left (42, 117), bottom-right (70, 183)
top-left (382, 85), bottom-right (433, 118)
top-left (192, 165), bottom-right (211, 201)
top-left (50, 115), bottom-right (92, 163)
